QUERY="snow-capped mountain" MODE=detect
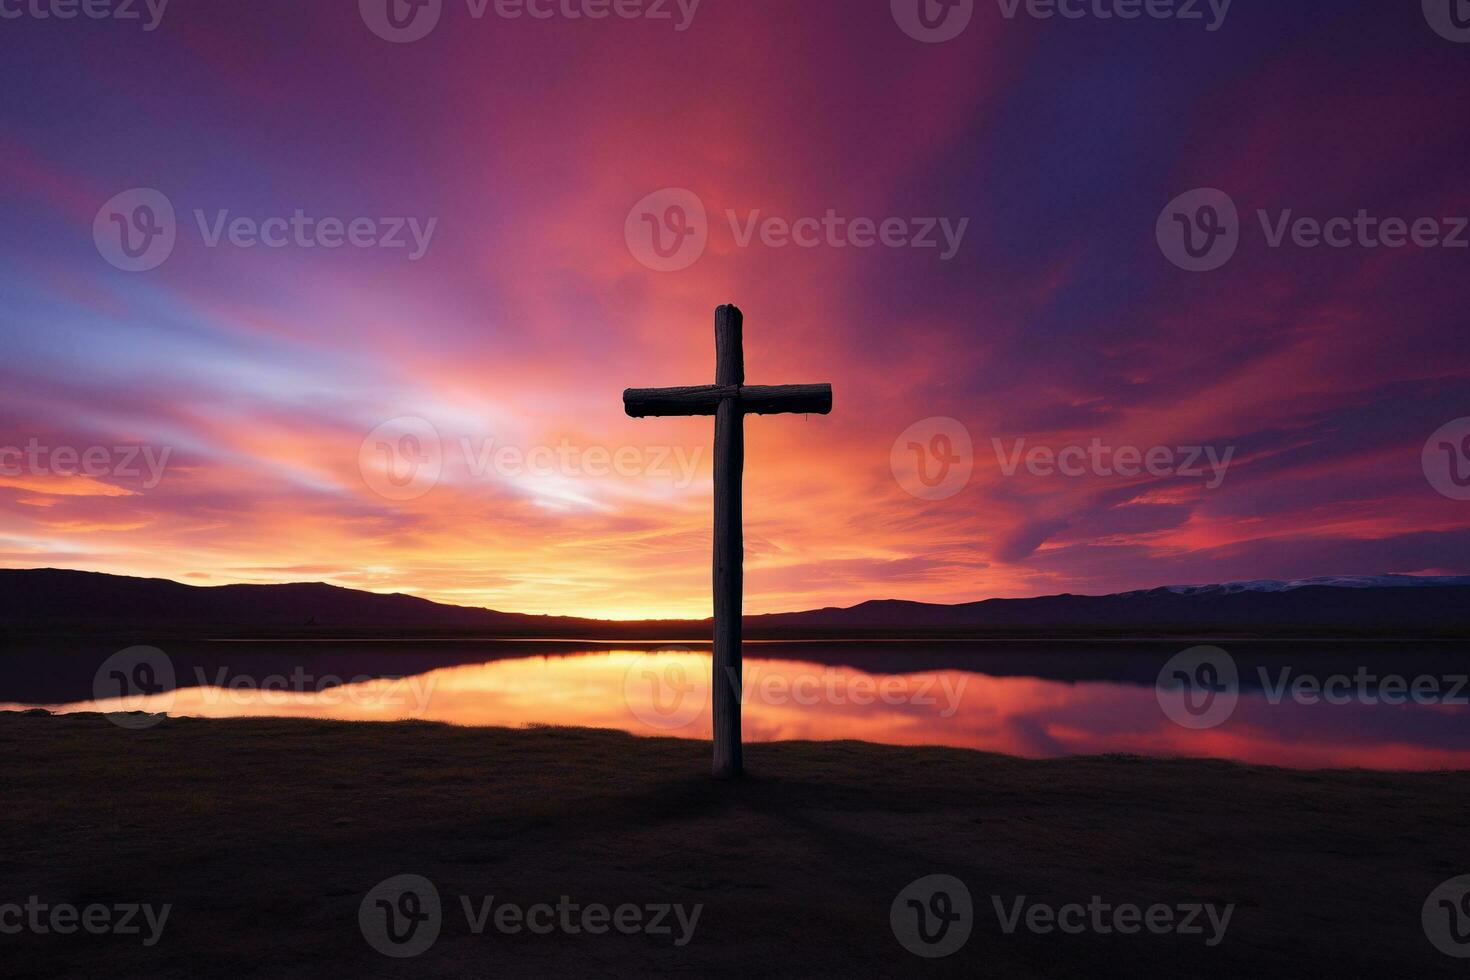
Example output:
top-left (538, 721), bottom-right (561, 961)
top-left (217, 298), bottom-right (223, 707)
top-left (1147, 575), bottom-right (1470, 597)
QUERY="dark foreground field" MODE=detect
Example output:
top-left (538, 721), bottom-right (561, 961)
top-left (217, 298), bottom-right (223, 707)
top-left (3, 712), bottom-right (1468, 978)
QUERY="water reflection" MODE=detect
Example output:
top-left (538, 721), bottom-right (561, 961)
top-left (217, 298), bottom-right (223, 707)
top-left (3, 642), bottom-right (1468, 770)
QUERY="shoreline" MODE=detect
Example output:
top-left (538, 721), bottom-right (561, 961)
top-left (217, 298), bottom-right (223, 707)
top-left (5, 708), bottom-right (1470, 775)
top-left (7, 631), bottom-right (1469, 645)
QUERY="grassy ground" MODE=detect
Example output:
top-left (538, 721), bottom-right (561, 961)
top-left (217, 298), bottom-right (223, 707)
top-left (2, 711), bottom-right (1469, 978)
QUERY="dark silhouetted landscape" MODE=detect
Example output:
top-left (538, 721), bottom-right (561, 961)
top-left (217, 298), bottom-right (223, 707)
top-left (5, 568), bottom-right (1469, 640)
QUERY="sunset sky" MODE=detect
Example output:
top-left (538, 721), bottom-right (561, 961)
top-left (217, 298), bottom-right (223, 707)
top-left (2, 0), bottom-right (1468, 619)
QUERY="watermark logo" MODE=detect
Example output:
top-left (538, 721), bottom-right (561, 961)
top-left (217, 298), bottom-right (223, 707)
top-left (625, 187), bottom-right (708, 272)
top-left (1157, 188), bottom-right (1238, 272)
top-left (892, 0), bottom-right (974, 43)
top-left (360, 874), bottom-right (442, 957)
top-left (359, 417), bottom-right (444, 502)
top-left (623, 650), bottom-right (704, 730)
top-left (627, 190), bottom-right (969, 270)
top-left (891, 874), bottom-right (973, 957)
top-left (360, 0), bottom-right (443, 42)
top-left (1160, 189), bottom-right (1468, 271)
top-left (94, 188), bottom-right (176, 272)
top-left (1425, 875), bottom-right (1470, 957)
top-left (892, 417), bottom-right (974, 501)
top-left (1423, 418), bottom-right (1470, 501)
top-left (95, 189), bottom-right (438, 271)
top-left (891, 875), bottom-right (1233, 954)
top-left (1424, 0), bottom-right (1470, 43)
top-left (360, 876), bottom-right (701, 955)
top-left (1156, 645), bottom-right (1238, 730)
top-left (92, 646), bottom-right (176, 729)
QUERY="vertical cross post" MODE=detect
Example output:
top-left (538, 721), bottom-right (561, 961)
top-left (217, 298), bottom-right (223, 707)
top-left (712, 305), bottom-right (744, 780)
top-left (622, 304), bottom-right (832, 780)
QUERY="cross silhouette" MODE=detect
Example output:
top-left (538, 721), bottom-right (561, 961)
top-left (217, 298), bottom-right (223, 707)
top-left (624, 305), bottom-right (833, 779)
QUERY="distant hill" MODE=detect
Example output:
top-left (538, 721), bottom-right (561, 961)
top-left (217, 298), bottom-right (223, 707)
top-left (748, 580), bottom-right (1470, 635)
top-left (1, 568), bottom-right (1468, 639)
top-left (0, 568), bottom-right (615, 636)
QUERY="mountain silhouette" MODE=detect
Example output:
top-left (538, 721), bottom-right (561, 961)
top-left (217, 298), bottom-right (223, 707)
top-left (2, 568), bottom-right (1468, 639)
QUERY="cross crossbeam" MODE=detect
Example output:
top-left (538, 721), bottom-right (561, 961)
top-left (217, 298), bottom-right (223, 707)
top-left (623, 384), bottom-right (833, 417)
top-left (622, 304), bottom-right (833, 779)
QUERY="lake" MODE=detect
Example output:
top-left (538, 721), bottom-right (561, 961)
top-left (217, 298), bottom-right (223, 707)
top-left (3, 638), bottom-right (1468, 770)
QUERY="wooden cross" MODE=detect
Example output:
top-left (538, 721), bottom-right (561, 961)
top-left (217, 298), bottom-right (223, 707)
top-left (624, 305), bottom-right (833, 779)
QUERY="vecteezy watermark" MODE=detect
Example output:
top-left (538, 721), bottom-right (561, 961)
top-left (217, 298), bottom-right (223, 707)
top-left (891, 875), bottom-right (973, 957)
top-left (891, 418), bottom-right (974, 501)
top-left (1155, 646), bottom-right (1239, 730)
top-left (624, 188), bottom-right (708, 272)
top-left (93, 188), bottom-right (176, 272)
top-left (0, 0), bottom-right (169, 30)
top-left (992, 438), bottom-right (1236, 489)
top-left (621, 650), bottom-right (969, 731)
top-left (892, 424), bottom-right (1236, 499)
top-left (995, 0), bottom-right (1231, 31)
top-left (1157, 645), bottom-right (1470, 731)
top-left (622, 650), bottom-right (704, 730)
top-left (1424, 0), bottom-right (1470, 44)
top-left (359, 417), bottom-right (443, 501)
top-left (1424, 875), bottom-right (1470, 958)
top-left (889, 876), bottom-right (1234, 957)
top-left (625, 188), bottom-right (970, 272)
top-left (359, 0), bottom-right (701, 43)
top-left (186, 667), bottom-right (437, 716)
top-left (358, 416), bottom-right (703, 502)
top-left (0, 439), bottom-right (172, 490)
top-left (93, 646), bottom-right (177, 729)
top-left (360, 875), bottom-right (442, 958)
top-left (1424, 418), bottom-right (1470, 501)
top-left (359, 875), bottom-right (702, 957)
top-left (1158, 187), bottom-right (1469, 272)
top-left (992, 895), bottom-right (1234, 946)
top-left (94, 188), bottom-right (437, 272)
top-left (728, 210), bottom-right (969, 260)
top-left (0, 898), bottom-right (171, 946)
top-left (1156, 188), bottom-right (1239, 272)
top-left (892, 0), bottom-right (974, 43)
top-left (459, 894), bottom-right (701, 947)
top-left (90, 648), bottom-right (436, 725)
top-left (892, 0), bottom-right (1230, 42)
top-left (1258, 667), bottom-right (1469, 708)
